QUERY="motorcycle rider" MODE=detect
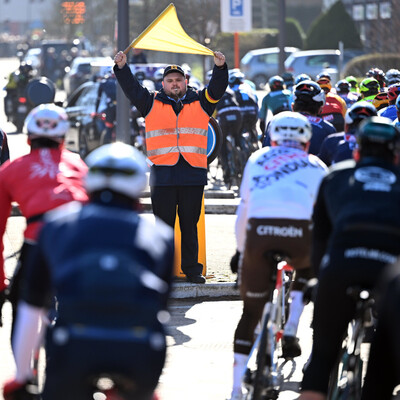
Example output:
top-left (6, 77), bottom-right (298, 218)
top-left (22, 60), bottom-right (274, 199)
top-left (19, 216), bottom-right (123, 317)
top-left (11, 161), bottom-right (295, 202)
top-left (95, 68), bottom-right (117, 144)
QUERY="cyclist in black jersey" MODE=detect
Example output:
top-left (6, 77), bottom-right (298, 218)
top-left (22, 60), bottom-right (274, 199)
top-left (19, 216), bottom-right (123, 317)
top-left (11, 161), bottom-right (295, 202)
top-left (299, 117), bottom-right (400, 400)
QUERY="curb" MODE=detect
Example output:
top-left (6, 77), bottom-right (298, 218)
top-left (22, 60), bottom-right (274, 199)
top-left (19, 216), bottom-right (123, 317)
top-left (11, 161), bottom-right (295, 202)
top-left (170, 282), bottom-right (240, 300)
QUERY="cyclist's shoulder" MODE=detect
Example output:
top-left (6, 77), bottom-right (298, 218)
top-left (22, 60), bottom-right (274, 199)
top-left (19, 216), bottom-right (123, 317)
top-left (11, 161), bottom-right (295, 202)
top-left (326, 159), bottom-right (356, 179)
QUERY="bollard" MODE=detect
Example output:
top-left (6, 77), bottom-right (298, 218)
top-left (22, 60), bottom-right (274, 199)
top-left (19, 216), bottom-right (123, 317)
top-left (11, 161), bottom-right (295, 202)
top-left (173, 195), bottom-right (206, 278)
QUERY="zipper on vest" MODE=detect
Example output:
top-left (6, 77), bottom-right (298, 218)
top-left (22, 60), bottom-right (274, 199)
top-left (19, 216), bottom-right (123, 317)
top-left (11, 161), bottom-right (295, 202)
top-left (176, 116), bottom-right (180, 152)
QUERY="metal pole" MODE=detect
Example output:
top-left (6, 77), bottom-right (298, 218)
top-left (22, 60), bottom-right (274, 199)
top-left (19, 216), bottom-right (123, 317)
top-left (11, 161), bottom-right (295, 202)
top-left (116, 0), bottom-right (130, 144)
top-left (278, 0), bottom-right (286, 75)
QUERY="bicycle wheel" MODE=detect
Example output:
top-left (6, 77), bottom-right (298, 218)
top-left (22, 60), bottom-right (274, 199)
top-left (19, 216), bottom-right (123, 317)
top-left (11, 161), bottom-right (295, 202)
top-left (252, 306), bottom-right (271, 400)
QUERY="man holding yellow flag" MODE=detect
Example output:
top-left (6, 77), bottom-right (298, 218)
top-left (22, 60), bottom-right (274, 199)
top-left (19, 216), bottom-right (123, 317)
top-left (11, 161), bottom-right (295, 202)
top-left (114, 50), bottom-right (227, 283)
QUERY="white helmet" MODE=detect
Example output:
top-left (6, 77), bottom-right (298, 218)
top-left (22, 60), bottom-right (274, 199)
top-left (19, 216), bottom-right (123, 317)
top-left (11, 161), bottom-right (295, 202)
top-left (25, 103), bottom-right (69, 140)
top-left (85, 142), bottom-right (148, 199)
top-left (269, 111), bottom-right (312, 145)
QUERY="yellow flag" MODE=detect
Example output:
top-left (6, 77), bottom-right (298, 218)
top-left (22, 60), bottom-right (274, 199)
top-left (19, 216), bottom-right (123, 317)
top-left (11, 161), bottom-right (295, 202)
top-left (124, 3), bottom-right (214, 56)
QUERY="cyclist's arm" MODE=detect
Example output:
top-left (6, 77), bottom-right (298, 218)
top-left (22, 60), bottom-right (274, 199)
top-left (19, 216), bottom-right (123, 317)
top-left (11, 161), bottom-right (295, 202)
top-left (235, 159), bottom-right (252, 252)
top-left (259, 95), bottom-right (269, 133)
top-left (311, 179), bottom-right (332, 275)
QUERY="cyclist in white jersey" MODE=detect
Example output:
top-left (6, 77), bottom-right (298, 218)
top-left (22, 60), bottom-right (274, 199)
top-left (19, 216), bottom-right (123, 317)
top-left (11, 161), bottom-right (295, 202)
top-left (228, 111), bottom-right (327, 400)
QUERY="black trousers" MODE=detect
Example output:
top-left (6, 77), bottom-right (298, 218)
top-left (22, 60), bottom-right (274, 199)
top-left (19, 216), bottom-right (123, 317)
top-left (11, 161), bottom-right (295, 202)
top-left (150, 185), bottom-right (204, 275)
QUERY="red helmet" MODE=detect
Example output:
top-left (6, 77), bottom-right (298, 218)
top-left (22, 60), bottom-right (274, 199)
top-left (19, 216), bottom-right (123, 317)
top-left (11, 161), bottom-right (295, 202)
top-left (387, 83), bottom-right (400, 105)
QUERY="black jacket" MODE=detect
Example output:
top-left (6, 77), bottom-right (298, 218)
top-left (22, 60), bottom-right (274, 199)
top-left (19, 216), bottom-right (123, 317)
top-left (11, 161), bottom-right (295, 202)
top-left (312, 157), bottom-right (400, 272)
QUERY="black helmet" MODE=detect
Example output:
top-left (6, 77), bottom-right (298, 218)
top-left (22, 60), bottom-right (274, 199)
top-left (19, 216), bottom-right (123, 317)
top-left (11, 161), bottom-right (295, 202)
top-left (335, 79), bottom-right (351, 95)
top-left (268, 75), bottom-right (284, 91)
top-left (293, 80), bottom-right (325, 107)
top-left (345, 101), bottom-right (377, 133)
top-left (357, 116), bottom-right (400, 153)
top-left (366, 68), bottom-right (386, 88)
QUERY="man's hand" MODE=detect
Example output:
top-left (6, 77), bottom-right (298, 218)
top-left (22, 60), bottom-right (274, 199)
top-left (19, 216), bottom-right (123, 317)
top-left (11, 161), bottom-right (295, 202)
top-left (114, 51), bottom-right (127, 69)
top-left (213, 51), bottom-right (226, 67)
top-left (0, 289), bottom-right (6, 327)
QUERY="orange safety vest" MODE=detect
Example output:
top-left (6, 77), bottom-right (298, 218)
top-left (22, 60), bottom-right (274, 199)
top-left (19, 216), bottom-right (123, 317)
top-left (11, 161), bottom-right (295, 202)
top-left (145, 98), bottom-right (209, 168)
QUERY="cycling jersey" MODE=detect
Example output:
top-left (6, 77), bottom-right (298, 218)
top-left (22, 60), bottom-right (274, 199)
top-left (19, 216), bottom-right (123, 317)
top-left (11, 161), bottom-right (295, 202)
top-left (0, 147), bottom-right (88, 291)
top-left (236, 145), bottom-right (327, 252)
top-left (378, 104), bottom-right (398, 121)
top-left (16, 200), bottom-right (174, 400)
top-left (302, 157), bottom-right (400, 395)
top-left (259, 89), bottom-right (291, 120)
top-left (318, 132), bottom-right (354, 166)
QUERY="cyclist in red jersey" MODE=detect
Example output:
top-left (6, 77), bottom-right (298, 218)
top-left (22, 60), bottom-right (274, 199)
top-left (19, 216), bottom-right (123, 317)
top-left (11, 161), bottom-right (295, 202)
top-left (0, 104), bottom-right (88, 346)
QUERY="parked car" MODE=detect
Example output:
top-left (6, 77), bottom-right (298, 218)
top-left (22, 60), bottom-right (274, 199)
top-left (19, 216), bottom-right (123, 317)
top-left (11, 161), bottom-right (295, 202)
top-left (240, 47), bottom-right (299, 89)
top-left (284, 49), bottom-right (366, 84)
top-left (63, 56), bottom-right (113, 96)
top-left (64, 81), bottom-right (104, 158)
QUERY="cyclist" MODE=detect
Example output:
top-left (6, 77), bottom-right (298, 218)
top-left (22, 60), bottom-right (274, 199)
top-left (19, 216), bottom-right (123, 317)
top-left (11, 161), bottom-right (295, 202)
top-left (215, 87), bottom-right (243, 187)
top-left (359, 77), bottom-right (380, 102)
top-left (385, 68), bottom-right (400, 86)
top-left (258, 75), bottom-right (291, 134)
top-left (281, 71), bottom-right (294, 90)
top-left (361, 258), bottom-right (400, 400)
top-left (229, 111), bottom-right (327, 400)
top-left (345, 75), bottom-right (360, 95)
top-left (3, 143), bottom-right (174, 400)
top-left (379, 83), bottom-right (400, 121)
top-left (316, 73), bottom-right (347, 132)
top-left (318, 101), bottom-right (377, 166)
top-left (335, 79), bottom-right (359, 107)
top-left (182, 63), bottom-right (203, 90)
top-left (0, 104), bottom-right (88, 352)
top-left (229, 70), bottom-right (260, 148)
top-left (366, 67), bottom-right (386, 90)
top-left (290, 80), bottom-right (336, 155)
top-left (372, 90), bottom-right (389, 111)
top-left (263, 81), bottom-right (337, 155)
top-left (394, 94), bottom-right (400, 128)
top-left (299, 117), bottom-right (400, 400)
top-left (95, 68), bottom-right (117, 144)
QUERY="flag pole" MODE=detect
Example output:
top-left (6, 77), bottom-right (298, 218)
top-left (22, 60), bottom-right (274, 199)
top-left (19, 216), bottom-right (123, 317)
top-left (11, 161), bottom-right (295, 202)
top-left (123, 3), bottom-right (175, 54)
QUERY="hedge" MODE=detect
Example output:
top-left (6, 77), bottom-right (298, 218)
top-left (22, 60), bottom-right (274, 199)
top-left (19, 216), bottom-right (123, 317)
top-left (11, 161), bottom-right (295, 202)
top-left (343, 53), bottom-right (400, 78)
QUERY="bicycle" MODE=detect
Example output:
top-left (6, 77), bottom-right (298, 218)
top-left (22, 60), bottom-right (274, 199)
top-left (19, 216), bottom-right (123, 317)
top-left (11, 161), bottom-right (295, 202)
top-left (327, 287), bottom-right (375, 400)
top-left (241, 252), bottom-right (294, 400)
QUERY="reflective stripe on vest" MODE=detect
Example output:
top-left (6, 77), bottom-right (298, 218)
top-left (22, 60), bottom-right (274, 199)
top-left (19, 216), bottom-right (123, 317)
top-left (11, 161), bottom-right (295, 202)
top-left (145, 99), bottom-right (209, 168)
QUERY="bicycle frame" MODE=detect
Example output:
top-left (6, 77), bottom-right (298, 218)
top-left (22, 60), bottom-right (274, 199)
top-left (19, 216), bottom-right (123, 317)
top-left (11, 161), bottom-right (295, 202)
top-left (242, 257), bottom-right (294, 400)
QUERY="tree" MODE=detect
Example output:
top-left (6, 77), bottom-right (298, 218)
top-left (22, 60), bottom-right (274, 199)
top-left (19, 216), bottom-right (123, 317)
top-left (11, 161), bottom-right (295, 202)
top-left (306, 0), bottom-right (362, 50)
top-left (285, 18), bottom-right (305, 49)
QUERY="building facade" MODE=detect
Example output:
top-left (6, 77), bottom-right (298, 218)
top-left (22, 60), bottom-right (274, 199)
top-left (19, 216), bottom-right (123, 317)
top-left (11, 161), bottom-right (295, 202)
top-left (323, 0), bottom-right (400, 53)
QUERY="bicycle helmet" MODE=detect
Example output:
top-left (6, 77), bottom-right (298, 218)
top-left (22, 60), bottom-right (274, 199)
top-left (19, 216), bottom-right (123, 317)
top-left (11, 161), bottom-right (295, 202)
top-left (372, 91), bottom-right (389, 111)
top-left (268, 75), bottom-right (284, 92)
top-left (359, 78), bottom-right (380, 97)
top-left (335, 79), bottom-right (351, 95)
top-left (154, 67), bottom-right (164, 81)
top-left (387, 83), bottom-right (400, 104)
top-left (345, 76), bottom-right (359, 92)
top-left (281, 72), bottom-right (294, 88)
top-left (269, 111), bottom-right (312, 145)
top-left (294, 73), bottom-right (311, 85)
top-left (228, 70), bottom-right (245, 87)
top-left (396, 95), bottom-right (400, 112)
top-left (24, 104), bottom-right (69, 140)
top-left (85, 142), bottom-right (148, 199)
top-left (356, 116), bottom-right (400, 152)
top-left (293, 80), bottom-right (326, 107)
top-left (366, 68), bottom-right (386, 88)
top-left (386, 69), bottom-right (400, 86)
top-left (345, 101), bottom-right (377, 133)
